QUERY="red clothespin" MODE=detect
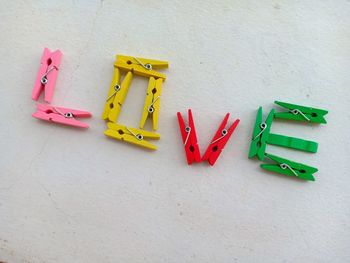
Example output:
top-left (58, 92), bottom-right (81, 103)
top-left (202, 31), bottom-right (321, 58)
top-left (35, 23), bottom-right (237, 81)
top-left (32, 48), bottom-right (62, 103)
top-left (177, 109), bottom-right (201, 165)
top-left (202, 113), bottom-right (240, 166)
top-left (32, 103), bottom-right (91, 129)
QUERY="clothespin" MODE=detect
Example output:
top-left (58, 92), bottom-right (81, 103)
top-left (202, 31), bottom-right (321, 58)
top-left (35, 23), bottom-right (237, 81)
top-left (102, 69), bottom-right (133, 122)
top-left (32, 48), bottom-right (62, 103)
top-left (249, 107), bottom-right (274, 160)
top-left (139, 77), bottom-right (163, 130)
top-left (177, 109), bottom-right (201, 165)
top-left (249, 107), bottom-right (318, 161)
top-left (266, 133), bottom-right (318, 153)
top-left (261, 153), bottom-right (318, 181)
top-left (274, 101), bottom-right (328, 124)
top-left (32, 103), bottom-right (91, 128)
top-left (202, 114), bottom-right (240, 166)
top-left (114, 55), bottom-right (168, 79)
top-left (104, 122), bottom-right (160, 150)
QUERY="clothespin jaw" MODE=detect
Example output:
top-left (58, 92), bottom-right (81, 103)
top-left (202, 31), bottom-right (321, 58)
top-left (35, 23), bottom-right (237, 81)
top-left (139, 77), bottom-right (163, 130)
top-left (202, 114), bottom-right (240, 166)
top-left (102, 70), bottom-right (133, 122)
top-left (114, 55), bottom-right (168, 79)
top-left (261, 153), bottom-right (318, 181)
top-left (274, 101), bottom-right (328, 124)
top-left (32, 103), bottom-right (91, 128)
top-left (248, 107), bottom-right (275, 160)
top-left (32, 48), bottom-right (62, 103)
top-left (104, 122), bottom-right (160, 150)
top-left (177, 109), bottom-right (201, 165)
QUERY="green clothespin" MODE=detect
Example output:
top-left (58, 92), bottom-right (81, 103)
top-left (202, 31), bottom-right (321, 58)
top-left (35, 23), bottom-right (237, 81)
top-left (266, 134), bottom-right (318, 153)
top-left (248, 107), bottom-right (274, 160)
top-left (261, 153), bottom-right (318, 181)
top-left (248, 107), bottom-right (318, 161)
top-left (274, 101), bottom-right (328, 124)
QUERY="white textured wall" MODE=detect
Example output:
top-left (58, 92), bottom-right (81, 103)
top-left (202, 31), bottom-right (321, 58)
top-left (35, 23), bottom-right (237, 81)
top-left (0, 0), bottom-right (349, 262)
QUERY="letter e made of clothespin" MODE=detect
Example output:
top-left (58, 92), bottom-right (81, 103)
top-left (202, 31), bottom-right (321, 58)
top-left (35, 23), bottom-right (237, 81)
top-left (202, 113), bottom-right (240, 166)
top-left (177, 109), bottom-right (201, 165)
top-left (32, 48), bottom-right (62, 103)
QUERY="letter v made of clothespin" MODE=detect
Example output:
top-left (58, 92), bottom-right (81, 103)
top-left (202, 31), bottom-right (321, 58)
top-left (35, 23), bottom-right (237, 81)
top-left (177, 109), bottom-right (201, 165)
top-left (201, 113), bottom-right (240, 166)
top-left (32, 48), bottom-right (62, 103)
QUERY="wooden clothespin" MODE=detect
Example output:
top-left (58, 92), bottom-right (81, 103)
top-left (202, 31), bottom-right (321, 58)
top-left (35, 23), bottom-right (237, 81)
top-left (261, 153), bottom-right (318, 181)
top-left (274, 101), bottom-right (328, 124)
top-left (177, 109), bottom-right (201, 165)
top-left (139, 77), bottom-right (163, 130)
top-left (32, 103), bottom-right (91, 128)
top-left (102, 69), bottom-right (133, 123)
top-left (202, 114), bottom-right (240, 166)
top-left (115, 55), bottom-right (168, 79)
top-left (32, 48), bottom-right (62, 103)
top-left (104, 122), bottom-right (160, 150)
top-left (249, 107), bottom-right (275, 160)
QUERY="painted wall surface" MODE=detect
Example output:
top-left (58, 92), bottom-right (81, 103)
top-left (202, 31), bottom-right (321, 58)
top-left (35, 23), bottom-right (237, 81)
top-left (0, 1), bottom-right (349, 262)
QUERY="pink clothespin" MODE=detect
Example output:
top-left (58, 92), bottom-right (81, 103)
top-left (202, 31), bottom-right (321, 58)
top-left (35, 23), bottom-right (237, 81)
top-left (32, 103), bottom-right (92, 128)
top-left (201, 114), bottom-right (240, 166)
top-left (32, 48), bottom-right (62, 103)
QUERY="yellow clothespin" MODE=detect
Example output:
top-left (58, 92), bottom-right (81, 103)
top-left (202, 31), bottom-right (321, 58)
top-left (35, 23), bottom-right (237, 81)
top-left (115, 55), bottom-right (168, 79)
top-left (139, 77), bottom-right (163, 130)
top-left (102, 69), bottom-right (133, 122)
top-left (104, 122), bottom-right (160, 150)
